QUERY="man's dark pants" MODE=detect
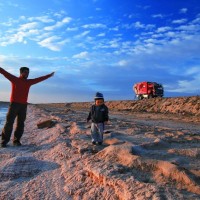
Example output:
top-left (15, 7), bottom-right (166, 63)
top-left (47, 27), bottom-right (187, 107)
top-left (1, 102), bottom-right (27, 145)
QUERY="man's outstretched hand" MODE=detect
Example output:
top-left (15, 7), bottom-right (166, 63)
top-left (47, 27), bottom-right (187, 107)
top-left (50, 72), bottom-right (55, 77)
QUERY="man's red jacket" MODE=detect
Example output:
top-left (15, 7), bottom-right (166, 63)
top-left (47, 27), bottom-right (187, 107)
top-left (0, 68), bottom-right (52, 104)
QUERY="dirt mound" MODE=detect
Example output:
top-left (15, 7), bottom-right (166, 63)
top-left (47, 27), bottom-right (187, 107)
top-left (63, 96), bottom-right (200, 117)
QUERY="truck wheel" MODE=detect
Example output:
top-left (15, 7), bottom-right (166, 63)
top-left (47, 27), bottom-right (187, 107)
top-left (148, 94), bottom-right (153, 99)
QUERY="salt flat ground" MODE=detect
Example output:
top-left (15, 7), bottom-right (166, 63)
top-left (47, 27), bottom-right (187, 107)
top-left (0, 100), bottom-right (200, 200)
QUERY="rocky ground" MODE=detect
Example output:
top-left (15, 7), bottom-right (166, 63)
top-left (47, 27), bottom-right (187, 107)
top-left (0, 96), bottom-right (199, 200)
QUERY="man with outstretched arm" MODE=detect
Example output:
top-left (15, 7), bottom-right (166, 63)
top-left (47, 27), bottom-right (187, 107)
top-left (0, 67), bottom-right (55, 147)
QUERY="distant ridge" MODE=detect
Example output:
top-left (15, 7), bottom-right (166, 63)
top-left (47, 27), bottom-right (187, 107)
top-left (60, 96), bottom-right (199, 117)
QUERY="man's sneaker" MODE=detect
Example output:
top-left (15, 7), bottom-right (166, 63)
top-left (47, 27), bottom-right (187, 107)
top-left (13, 141), bottom-right (22, 146)
top-left (1, 143), bottom-right (7, 148)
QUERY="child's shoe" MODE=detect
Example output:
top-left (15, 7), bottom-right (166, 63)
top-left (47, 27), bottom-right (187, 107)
top-left (98, 142), bottom-right (102, 145)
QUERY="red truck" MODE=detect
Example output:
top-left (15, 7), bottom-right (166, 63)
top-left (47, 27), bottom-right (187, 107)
top-left (133, 81), bottom-right (164, 100)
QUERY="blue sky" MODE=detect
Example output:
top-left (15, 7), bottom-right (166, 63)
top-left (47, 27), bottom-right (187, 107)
top-left (0, 0), bottom-right (200, 103)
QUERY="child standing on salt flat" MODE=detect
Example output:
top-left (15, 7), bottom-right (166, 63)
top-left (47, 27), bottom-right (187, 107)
top-left (87, 92), bottom-right (109, 145)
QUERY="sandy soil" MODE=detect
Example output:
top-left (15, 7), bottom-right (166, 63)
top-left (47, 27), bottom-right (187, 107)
top-left (0, 96), bottom-right (200, 200)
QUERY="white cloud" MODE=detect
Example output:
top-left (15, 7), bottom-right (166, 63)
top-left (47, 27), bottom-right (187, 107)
top-left (168, 77), bottom-right (200, 93)
top-left (62, 17), bottom-right (72, 23)
top-left (109, 39), bottom-right (120, 48)
top-left (97, 33), bottom-right (105, 37)
top-left (19, 22), bottom-right (38, 31)
top-left (67, 27), bottom-right (78, 31)
top-left (172, 18), bottom-right (187, 24)
top-left (176, 24), bottom-right (200, 31)
top-left (82, 23), bottom-right (106, 29)
top-left (179, 8), bottom-right (188, 14)
top-left (152, 14), bottom-right (165, 18)
top-left (0, 31), bottom-right (28, 46)
top-left (185, 67), bottom-right (200, 75)
top-left (134, 21), bottom-right (145, 29)
top-left (44, 17), bottom-right (72, 31)
top-left (96, 8), bottom-right (101, 11)
top-left (156, 26), bottom-right (171, 33)
top-left (192, 15), bottom-right (200, 24)
top-left (109, 26), bottom-right (119, 31)
top-left (38, 36), bottom-right (68, 51)
top-left (72, 51), bottom-right (89, 59)
top-left (165, 31), bottom-right (176, 37)
top-left (53, 10), bottom-right (67, 18)
top-left (74, 31), bottom-right (90, 38)
top-left (28, 16), bottom-right (54, 23)
top-left (134, 22), bottom-right (155, 30)
top-left (117, 60), bottom-right (128, 67)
